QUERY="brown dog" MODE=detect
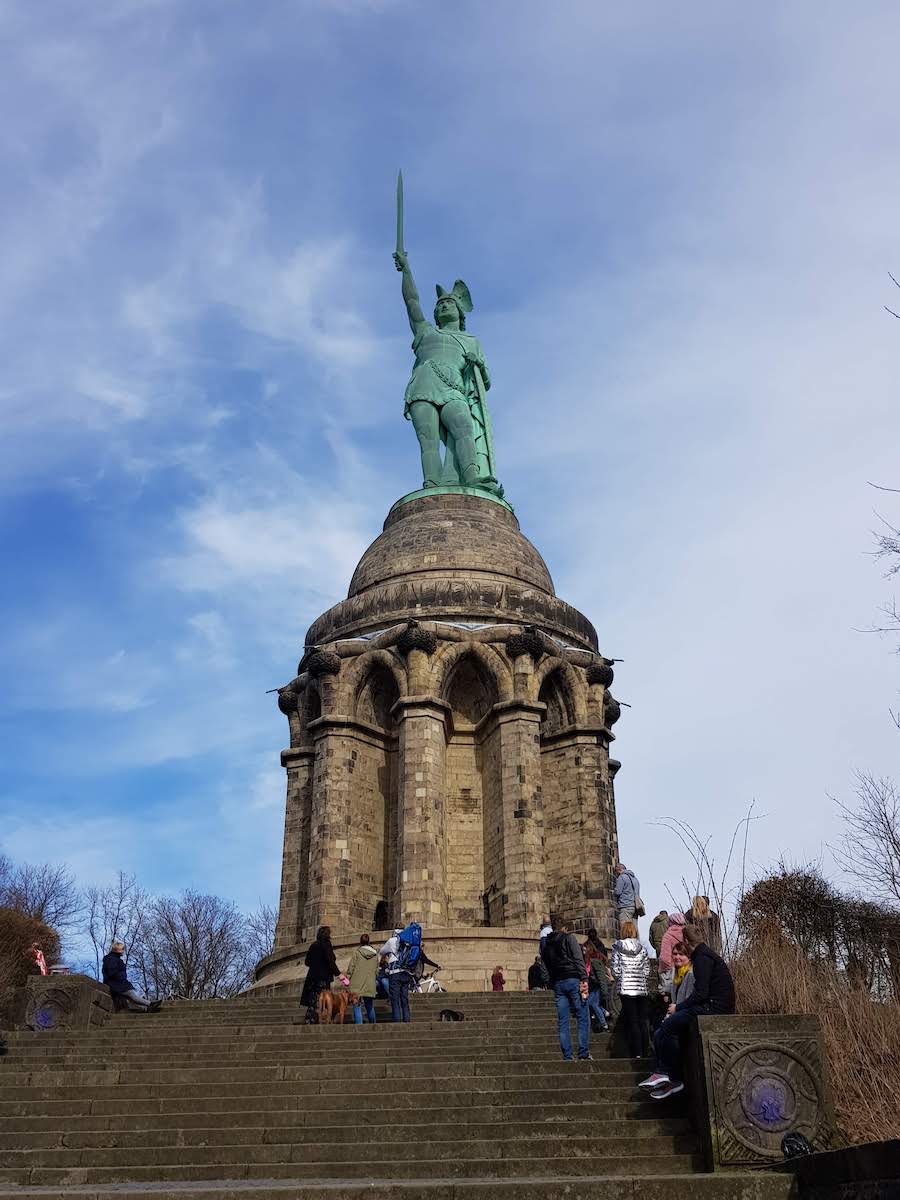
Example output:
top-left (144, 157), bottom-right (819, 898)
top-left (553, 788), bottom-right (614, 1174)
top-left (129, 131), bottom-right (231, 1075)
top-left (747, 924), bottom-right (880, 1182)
top-left (317, 989), bottom-right (353, 1025)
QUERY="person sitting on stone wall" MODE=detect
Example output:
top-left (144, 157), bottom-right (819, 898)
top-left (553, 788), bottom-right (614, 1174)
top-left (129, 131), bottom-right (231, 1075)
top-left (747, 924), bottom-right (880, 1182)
top-left (657, 911), bottom-right (687, 997)
top-left (527, 955), bottom-right (550, 990)
top-left (639, 923), bottom-right (735, 1101)
top-left (102, 942), bottom-right (161, 1012)
top-left (542, 918), bottom-right (591, 1062)
top-left (301, 926), bottom-right (339, 1025)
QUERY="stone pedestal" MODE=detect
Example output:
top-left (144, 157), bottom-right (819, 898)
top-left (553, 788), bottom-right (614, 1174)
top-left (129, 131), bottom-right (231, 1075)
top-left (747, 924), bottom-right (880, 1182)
top-left (3, 974), bottom-right (114, 1032)
top-left (257, 492), bottom-right (623, 990)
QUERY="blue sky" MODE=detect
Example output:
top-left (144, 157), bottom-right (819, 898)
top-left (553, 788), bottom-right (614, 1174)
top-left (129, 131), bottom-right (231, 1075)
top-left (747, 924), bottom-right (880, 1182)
top-left (1, 2), bottom-right (898, 928)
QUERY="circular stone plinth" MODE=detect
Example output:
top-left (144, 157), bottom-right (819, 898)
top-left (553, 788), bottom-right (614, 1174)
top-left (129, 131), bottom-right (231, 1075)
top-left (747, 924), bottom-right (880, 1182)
top-left (252, 927), bottom-right (539, 994)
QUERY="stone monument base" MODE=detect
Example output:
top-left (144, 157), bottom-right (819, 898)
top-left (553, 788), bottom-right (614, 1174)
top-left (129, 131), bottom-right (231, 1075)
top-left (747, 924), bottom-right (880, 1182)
top-left (252, 927), bottom-right (538, 992)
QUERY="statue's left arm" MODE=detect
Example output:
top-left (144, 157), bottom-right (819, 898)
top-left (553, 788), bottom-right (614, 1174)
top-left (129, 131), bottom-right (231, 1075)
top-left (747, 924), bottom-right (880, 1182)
top-left (469, 342), bottom-right (490, 390)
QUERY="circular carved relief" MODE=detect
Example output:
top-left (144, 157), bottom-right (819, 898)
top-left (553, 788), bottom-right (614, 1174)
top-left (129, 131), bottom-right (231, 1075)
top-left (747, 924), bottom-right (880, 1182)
top-left (719, 1043), bottom-right (823, 1158)
top-left (25, 989), bottom-right (74, 1033)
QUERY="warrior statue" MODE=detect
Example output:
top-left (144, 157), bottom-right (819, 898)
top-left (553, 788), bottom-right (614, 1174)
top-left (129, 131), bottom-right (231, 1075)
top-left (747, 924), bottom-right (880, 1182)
top-left (393, 173), bottom-right (502, 495)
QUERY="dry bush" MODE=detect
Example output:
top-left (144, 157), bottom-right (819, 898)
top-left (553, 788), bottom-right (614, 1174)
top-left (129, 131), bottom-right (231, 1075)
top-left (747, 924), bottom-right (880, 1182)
top-left (732, 921), bottom-right (900, 1145)
top-left (0, 908), bottom-right (60, 993)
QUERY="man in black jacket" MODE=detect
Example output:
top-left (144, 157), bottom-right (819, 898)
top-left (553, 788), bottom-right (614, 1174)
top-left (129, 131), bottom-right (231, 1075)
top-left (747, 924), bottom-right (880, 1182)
top-left (639, 924), bottom-right (735, 1100)
top-left (541, 919), bottom-right (591, 1061)
top-left (101, 942), bottom-right (160, 1012)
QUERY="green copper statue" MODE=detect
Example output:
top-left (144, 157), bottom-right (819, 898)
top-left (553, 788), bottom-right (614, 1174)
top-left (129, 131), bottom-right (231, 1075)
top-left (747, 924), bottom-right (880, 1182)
top-left (393, 172), bottom-right (502, 496)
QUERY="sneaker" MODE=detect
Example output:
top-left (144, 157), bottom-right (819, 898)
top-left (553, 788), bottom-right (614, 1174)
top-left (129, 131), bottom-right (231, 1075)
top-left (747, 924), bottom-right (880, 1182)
top-left (578, 1054), bottom-right (594, 1061)
top-left (639, 1072), bottom-right (669, 1090)
top-left (650, 1081), bottom-right (684, 1100)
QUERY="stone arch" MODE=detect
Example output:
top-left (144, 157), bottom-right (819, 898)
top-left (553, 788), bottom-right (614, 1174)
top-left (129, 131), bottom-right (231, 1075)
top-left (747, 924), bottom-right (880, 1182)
top-left (444, 654), bottom-right (499, 725)
top-left (342, 649), bottom-right (407, 716)
top-left (539, 670), bottom-right (574, 737)
top-left (355, 663), bottom-right (401, 731)
top-left (532, 656), bottom-right (588, 725)
top-left (432, 639), bottom-right (513, 707)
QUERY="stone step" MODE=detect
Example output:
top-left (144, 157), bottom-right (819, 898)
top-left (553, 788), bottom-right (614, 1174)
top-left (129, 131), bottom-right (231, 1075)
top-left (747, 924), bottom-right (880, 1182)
top-left (1, 1048), bottom-right (631, 1070)
top-left (0, 1073), bottom-right (657, 1104)
top-left (0, 1057), bottom-right (649, 1087)
top-left (0, 1130), bottom-right (697, 1167)
top-left (0, 1095), bottom-right (678, 1122)
top-left (0, 1152), bottom-right (702, 1187)
top-left (0, 1175), bottom-right (796, 1200)
top-left (0, 1110), bottom-right (691, 1135)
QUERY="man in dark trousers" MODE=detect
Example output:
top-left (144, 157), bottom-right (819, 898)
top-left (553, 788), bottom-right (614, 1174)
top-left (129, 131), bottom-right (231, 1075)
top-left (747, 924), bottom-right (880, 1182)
top-left (639, 923), bottom-right (735, 1099)
top-left (541, 918), bottom-right (591, 1061)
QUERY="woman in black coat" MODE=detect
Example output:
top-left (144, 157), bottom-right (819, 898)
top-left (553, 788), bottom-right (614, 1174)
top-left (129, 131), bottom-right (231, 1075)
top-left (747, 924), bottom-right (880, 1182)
top-left (301, 926), bottom-right (339, 1023)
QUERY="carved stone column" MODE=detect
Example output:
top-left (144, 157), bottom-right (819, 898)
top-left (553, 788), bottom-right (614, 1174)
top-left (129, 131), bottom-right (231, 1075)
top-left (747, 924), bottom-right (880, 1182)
top-left (395, 696), bottom-right (449, 925)
top-left (274, 745), bottom-right (314, 950)
top-left (492, 700), bottom-right (547, 928)
top-left (302, 717), bottom-right (354, 934)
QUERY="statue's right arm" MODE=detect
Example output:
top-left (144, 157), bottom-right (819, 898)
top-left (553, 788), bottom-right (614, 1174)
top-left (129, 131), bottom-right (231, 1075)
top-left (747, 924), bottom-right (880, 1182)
top-left (393, 251), bottom-right (426, 333)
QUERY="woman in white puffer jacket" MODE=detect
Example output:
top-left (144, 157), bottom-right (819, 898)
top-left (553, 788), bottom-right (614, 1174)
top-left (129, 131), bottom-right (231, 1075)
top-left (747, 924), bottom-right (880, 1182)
top-left (611, 920), bottom-right (650, 1058)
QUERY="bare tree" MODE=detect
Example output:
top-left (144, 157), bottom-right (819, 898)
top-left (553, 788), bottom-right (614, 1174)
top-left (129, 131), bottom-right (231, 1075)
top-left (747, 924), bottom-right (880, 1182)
top-left (246, 902), bottom-right (277, 968)
top-left (133, 890), bottom-right (254, 999)
top-left (83, 871), bottom-right (150, 979)
top-left (835, 772), bottom-right (900, 906)
top-left (0, 859), bottom-right (81, 938)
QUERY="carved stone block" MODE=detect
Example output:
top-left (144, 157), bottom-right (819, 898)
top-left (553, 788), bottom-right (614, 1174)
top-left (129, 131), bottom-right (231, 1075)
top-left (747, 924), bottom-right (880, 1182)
top-left (305, 650), bottom-right (341, 678)
top-left (505, 625), bottom-right (545, 661)
top-left (687, 1015), bottom-right (833, 1171)
top-left (397, 619), bottom-right (438, 656)
top-left (586, 662), bottom-right (614, 688)
top-left (22, 974), bottom-right (113, 1033)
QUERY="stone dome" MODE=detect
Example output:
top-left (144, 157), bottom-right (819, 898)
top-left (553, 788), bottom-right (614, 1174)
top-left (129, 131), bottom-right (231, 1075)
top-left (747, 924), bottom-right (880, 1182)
top-left (348, 493), bottom-right (554, 597)
top-left (304, 491), bottom-right (598, 651)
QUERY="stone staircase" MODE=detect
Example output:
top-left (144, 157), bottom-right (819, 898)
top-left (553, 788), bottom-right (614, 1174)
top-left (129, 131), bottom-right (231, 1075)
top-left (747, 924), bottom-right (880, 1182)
top-left (0, 991), bottom-right (795, 1199)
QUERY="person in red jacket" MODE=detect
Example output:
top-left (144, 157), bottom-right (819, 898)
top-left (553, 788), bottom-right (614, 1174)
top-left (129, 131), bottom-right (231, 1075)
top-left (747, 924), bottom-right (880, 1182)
top-left (491, 966), bottom-right (505, 991)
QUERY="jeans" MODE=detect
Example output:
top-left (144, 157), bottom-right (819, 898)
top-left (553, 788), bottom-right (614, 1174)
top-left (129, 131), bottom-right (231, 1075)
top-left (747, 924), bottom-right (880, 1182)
top-left (587, 990), bottom-right (608, 1029)
top-left (655, 1005), bottom-right (709, 1082)
top-left (121, 987), bottom-right (152, 1011)
top-left (389, 971), bottom-right (412, 1023)
top-left (353, 996), bottom-right (376, 1024)
top-left (553, 978), bottom-right (590, 1060)
top-left (619, 993), bottom-right (650, 1058)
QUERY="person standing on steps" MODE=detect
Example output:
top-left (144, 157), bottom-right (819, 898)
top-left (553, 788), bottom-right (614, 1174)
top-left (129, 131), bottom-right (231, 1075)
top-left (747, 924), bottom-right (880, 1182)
top-left (379, 923), bottom-right (421, 1023)
top-left (640, 923), bottom-right (736, 1101)
top-left (301, 926), bottom-right (339, 1025)
top-left (611, 920), bottom-right (650, 1058)
top-left (613, 863), bottom-right (642, 931)
top-left (102, 942), bottom-right (161, 1012)
top-left (491, 965), bottom-right (505, 992)
top-left (528, 955), bottom-right (550, 990)
top-left (542, 918), bottom-right (592, 1062)
top-left (649, 911), bottom-right (669, 956)
top-left (346, 934), bottom-right (378, 1025)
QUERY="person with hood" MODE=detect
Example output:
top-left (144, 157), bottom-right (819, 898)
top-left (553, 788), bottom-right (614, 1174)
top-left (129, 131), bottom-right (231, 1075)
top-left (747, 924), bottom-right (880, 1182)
top-left (379, 927), bottom-right (413, 1023)
top-left (102, 942), bottom-right (161, 1012)
top-left (613, 864), bottom-right (641, 929)
top-left (301, 926), bottom-right (339, 1025)
top-left (527, 955), bottom-right (550, 990)
top-left (657, 912), bottom-right (687, 992)
top-left (346, 934), bottom-right (378, 1024)
top-left (640, 923), bottom-right (735, 1100)
top-left (542, 918), bottom-right (591, 1061)
top-left (611, 920), bottom-right (650, 1058)
top-left (648, 911), bottom-right (669, 955)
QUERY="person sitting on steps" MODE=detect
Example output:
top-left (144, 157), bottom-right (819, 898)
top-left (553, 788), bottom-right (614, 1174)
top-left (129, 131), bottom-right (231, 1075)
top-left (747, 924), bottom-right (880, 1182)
top-left (102, 942), bottom-right (161, 1012)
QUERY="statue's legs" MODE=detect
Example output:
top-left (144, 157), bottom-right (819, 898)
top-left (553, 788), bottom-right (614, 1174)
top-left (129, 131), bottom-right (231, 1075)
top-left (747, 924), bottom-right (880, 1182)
top-left (409, 401), bottom-right (443, 487)
top-left (441, 398), bottom-right (479, 485)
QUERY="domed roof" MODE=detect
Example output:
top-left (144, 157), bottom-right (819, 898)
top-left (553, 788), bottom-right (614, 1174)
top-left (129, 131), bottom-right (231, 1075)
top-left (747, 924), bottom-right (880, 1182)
top-left (348, 493), bottom-right (554, 598)
top-left (304, 492), bottom-right (597, 650)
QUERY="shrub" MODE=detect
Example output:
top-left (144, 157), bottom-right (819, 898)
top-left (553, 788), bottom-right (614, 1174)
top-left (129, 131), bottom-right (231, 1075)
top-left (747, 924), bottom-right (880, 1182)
top-left (732, 920), bottom-right (900, 1145)
top-left (0, 907), bottom-right (60, 993)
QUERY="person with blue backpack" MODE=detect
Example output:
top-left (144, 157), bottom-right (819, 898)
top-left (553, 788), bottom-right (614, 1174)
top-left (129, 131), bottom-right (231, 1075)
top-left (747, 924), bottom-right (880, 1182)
top-left (379, 921), bottom-right (422, 1023)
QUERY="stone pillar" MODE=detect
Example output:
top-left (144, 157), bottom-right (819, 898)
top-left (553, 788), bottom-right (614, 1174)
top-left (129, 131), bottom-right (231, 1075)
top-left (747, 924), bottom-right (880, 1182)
top-left (274, 745), bottom-right (314, 951)
top-left (493, 700), bottom-right (547, 928)
top-left (395, 696), bottom-right (449, 926)
top-left (302, 719), bottom-right (354, 934)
